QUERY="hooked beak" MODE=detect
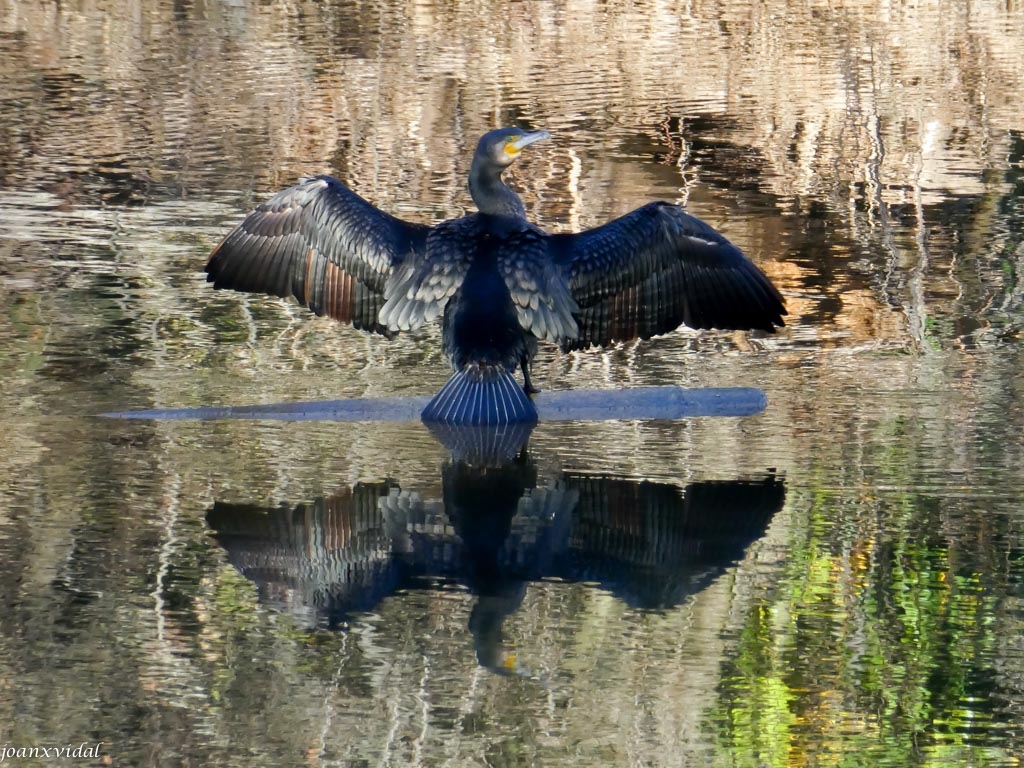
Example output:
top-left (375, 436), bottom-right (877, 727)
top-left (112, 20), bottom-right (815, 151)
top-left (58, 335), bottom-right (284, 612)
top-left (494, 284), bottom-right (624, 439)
top-left (511, 130), bottom-right (550, 152)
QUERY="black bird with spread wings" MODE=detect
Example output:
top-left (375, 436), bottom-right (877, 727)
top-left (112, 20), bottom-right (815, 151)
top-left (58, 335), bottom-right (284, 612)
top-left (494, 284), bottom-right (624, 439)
top-left (205, 128), bottom-right (786, 424)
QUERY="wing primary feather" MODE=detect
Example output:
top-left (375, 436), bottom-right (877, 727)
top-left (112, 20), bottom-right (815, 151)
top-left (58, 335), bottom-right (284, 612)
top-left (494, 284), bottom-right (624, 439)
top-left (230, 233), bottom-right (269, 293)
top-left (306, 250), bottom-right (326, 316)
top-left (205, 175), bottom-right (429, 338)
top-left (265, 233), bottom-right (297, 298)
top-left (554, 201), bottom-right (785, 347)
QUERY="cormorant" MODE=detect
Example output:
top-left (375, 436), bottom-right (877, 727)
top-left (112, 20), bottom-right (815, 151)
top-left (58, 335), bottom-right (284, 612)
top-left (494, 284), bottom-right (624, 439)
top-left (205, 127), bottom-right (786, 424)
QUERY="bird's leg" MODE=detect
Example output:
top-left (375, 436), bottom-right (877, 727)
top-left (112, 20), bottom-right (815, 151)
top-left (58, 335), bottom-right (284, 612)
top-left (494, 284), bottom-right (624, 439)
top-left (521, 356), bottom-right (540, 396)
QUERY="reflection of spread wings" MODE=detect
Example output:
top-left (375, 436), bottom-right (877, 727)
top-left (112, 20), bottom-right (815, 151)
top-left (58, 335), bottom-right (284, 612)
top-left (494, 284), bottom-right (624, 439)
top-left (205, 482), bottom-right (401, 624)
top-left (563, 473), bottom-right (787, 566)
top-left (205, 469), bottom-right (785, 625)
top-left (205, 176), bottom-right (430, 335)
top-left (550, 202), bottom-right (787, 350)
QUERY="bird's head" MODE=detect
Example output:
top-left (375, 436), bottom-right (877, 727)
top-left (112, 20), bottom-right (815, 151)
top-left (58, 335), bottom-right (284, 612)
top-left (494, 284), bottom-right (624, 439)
top-left (477, 127), bottom-right (550, 169)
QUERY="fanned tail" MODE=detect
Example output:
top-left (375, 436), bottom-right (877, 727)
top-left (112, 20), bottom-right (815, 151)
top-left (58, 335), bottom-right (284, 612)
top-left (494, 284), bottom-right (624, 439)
top-left (421, 367), bottom-right (537, 425)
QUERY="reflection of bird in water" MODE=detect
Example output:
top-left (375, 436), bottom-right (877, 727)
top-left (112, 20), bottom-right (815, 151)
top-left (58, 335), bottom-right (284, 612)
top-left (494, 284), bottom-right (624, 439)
top-left (205, 128), bottom-right (786, 424)
top-left (206, 455), bottom-right (785, 674)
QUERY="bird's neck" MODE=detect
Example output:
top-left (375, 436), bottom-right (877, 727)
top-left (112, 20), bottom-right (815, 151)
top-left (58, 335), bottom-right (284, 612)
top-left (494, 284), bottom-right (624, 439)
top-left (469, 164), bottom-right (526, 218)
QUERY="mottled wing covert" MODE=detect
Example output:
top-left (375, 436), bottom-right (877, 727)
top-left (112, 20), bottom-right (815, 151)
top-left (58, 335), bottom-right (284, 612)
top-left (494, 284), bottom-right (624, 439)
top-left (497, 229), bottom-right (579, 343)
top-left (378, 220), bottom-right (476, 332)
top-left (205, 175), bottom-right (430, 335)
top-left (551, 201), bottom-right (786, 351)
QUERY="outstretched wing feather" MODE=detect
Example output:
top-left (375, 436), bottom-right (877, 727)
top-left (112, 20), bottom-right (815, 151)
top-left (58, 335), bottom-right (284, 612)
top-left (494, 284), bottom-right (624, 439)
top-left (205, 175), bottom-right (430, 335)
top-left (551, 201), bottom-right (786, 351)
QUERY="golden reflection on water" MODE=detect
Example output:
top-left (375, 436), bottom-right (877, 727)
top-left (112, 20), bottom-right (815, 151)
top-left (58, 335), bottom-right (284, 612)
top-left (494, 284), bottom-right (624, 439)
top-left (4, 0), bottom-right (1022, 358)
top-left (1, 0), bottom-right (1024, 765)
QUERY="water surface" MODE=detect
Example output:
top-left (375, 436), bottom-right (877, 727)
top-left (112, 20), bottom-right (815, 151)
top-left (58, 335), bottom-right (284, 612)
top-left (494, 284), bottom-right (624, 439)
top-left (1, 0), bottom-right (1023, 765)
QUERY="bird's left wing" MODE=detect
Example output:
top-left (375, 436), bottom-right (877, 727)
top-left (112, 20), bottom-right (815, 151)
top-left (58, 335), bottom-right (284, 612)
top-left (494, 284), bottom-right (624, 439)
top-left (550, 201), bottom-right (786, 351)
top-left (205, 175), bottom-right (430, 335)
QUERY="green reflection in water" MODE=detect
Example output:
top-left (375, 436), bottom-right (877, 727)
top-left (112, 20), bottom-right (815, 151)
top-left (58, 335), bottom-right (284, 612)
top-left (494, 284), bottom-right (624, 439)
top-left (712, 485), bottom-right (1015, 767)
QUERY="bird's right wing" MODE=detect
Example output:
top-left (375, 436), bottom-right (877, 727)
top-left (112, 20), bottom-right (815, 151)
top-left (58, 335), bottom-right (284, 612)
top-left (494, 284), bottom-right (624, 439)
top-left (205, 175), bottom-right (430, 335)
top-left (550, 201), bottom-right (786, 351)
